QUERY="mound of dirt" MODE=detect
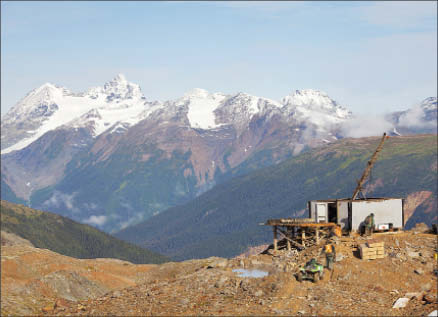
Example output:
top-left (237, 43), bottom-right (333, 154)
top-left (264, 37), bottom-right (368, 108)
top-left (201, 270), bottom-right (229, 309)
top-left (1, 244), bottom-right (154, 316)
top-left (27, 231), bottom-right (438, 317)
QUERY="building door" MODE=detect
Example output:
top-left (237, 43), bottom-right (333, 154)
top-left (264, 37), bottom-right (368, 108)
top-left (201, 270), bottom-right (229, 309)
top-left (316, 203), bottom-right (327, 223)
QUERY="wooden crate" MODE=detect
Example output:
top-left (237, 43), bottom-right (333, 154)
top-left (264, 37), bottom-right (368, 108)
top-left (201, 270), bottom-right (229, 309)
top-left (362, 254), bottom-right (377, 260)
top-left (366, 239), bottom-right (384, 248)
top-left (359, 242), bottom-right (386, 260)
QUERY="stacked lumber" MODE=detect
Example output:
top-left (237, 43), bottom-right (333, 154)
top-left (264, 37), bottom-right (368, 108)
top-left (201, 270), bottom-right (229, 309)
top-left (279, 218), bottom-right (314, 224)
top-left (359, 239), bottom-right (385, 260)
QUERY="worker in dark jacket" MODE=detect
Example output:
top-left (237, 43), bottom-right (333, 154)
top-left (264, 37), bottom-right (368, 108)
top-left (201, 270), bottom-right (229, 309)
top-left (364, 213), bottom-right (375, 236)
top-left (321, 242), bottom-right (336, 270)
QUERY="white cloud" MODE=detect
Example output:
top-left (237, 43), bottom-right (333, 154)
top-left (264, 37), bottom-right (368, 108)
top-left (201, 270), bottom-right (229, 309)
top-left (341, 114), bottom-right (394, 138)
top-left (83, 202), bottom-right (98, 210)
top-left (398, 104), bottom-right (437, 128)
top-left (83, 215), bottom-right (107, 227)
top-left (43, 191), bottom-right (80, 213)
top-left (118, 212), bottom-right (146, 231)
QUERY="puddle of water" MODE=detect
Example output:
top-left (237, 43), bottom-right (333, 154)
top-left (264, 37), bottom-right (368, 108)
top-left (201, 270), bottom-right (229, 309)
top-left (232, 268), bottom-right (268, 278)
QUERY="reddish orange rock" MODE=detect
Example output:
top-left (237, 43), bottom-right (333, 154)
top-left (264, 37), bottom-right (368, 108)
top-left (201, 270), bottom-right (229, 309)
top-left (42, 304), bottom-right (55, 312)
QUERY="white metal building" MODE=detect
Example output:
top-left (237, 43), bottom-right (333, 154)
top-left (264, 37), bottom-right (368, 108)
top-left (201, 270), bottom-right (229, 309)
top-left (308, 198), bottom-right (404, 231)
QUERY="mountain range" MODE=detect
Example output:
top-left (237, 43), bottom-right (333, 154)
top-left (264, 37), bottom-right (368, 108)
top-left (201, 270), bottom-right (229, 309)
top-left (114, 134), bottom-right (437, 260)
top-left (1, 74), bottom-right (436, 234)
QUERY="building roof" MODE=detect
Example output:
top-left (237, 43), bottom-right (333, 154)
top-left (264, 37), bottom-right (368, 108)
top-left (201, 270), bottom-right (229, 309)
top-left (310, 197), bottom-right (402, 203)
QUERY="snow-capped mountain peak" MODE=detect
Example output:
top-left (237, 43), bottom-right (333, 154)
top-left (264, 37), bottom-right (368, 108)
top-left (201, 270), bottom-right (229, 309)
top-left (100, 74), bottom-right (145, 101)
top-left (420, 97), bottom-right (437, 111)
top-left (282, 89), bottom-right (351, 118)
top-left (84, 74), bottom-right (145, 102)
top-left (279, 89), bottom-right (351, 132)
top-left (184, 88), bottom-right (210, 99)
top-left (2, 83), bottom-right (69, 125)
top-left (114, 73), bottom-right (127, 83)
top-left (1, 75), bottom-right (152, 153)
top-left (178, 88), bottom-right (227, 129)
top-left (282, 89), bottom-right (335, 108)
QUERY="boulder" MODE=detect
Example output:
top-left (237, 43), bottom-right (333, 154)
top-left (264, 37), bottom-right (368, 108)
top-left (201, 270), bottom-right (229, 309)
top-left (336, 253), bottom-right (346, 262)
top-left (250, 259), bottom-right (263, 266)
top-left (42, 304), bottom-right (55, 312)
top-left (392, 298), bottom-right (409, 309)
top-left (207, 258), bottom-right (228, 269)
top-left (407, 250), bottom-right (420, 258)
top-left (254, 290), bottom-right (264, 297)
top-left (424, 294), bottom-right (438, 304)
top-left (214, 276), bottom-right (229, 288)
top-left (421, 283), bottom-right (432, 292)
top-left (414, 268), bottom-right (424, 275)
top-left (412, 223), bottom-right (429, 233)
top-left (240, 280), bottom-right (250, 291)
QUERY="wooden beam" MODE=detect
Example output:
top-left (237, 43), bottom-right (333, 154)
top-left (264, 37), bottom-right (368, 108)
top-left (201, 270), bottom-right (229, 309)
top-left (265, 221), bottom-right (338, 228)
top-left (286, 228), bottom-right (291, 251)
top-left (277, 228), bottom-right (305, 249)
top-left (316, 228), bottom-right (319, 244)
top-left (301, 229), bottom-right (306, 248)
top-left (273, 226), bottom-right (278, 251)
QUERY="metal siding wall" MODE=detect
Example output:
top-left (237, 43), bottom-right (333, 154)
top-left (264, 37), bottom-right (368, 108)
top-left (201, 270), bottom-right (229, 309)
top-left (351, 199), bottom-right (403, 230)
top-left (310, 201), bottom-right (317, 221)
top-left (338, 201), bottom-right (349, 229)
top-left (316, 202), bottom-right (328, 222)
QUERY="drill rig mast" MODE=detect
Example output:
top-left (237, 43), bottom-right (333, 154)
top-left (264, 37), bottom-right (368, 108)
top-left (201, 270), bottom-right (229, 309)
top-left (351, 133), bottom-right (388, 200)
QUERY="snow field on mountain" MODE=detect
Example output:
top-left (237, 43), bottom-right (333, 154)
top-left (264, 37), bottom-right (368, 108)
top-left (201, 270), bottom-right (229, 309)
top-left (2, 93), bottom-right (102, 154)
top-left (185, 90), bottom-right (227, 129)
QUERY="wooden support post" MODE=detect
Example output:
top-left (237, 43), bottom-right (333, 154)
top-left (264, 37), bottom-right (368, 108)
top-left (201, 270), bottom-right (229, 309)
top-left (277, 228), bottom-right (305, 249)
top-left (273, 226), bottom-right (278, 251)
top-left (286, 228), bottom-right (291, 251)
top-left (316, 228), bottom-right (319, 244)
top-left (301, 229), bottom-right (306, 248)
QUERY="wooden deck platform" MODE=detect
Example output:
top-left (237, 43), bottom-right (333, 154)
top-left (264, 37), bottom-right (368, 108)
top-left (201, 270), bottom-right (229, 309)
top-left (264, 218), bottom-right (339, 251)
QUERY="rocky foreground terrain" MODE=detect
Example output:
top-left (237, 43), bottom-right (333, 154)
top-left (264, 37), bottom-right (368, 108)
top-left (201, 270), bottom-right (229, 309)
top-left (2, 229), bottom-right (437, 316)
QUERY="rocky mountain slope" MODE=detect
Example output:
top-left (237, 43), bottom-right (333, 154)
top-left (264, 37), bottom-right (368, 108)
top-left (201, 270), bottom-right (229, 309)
top-left (1, 75), bottom-right (436, 233)
top-left (116, 135), bottom-right (437, 260)
top-left (0, 200), bottom-right (168, 264)
top-left (1, 240), bottom-right (156, 316)
top-left (3, 230), bottom-right (435, 316)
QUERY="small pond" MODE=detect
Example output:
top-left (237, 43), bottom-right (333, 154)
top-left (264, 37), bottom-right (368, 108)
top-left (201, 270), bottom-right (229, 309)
top-left (232, 268), bottom-right (269, 278)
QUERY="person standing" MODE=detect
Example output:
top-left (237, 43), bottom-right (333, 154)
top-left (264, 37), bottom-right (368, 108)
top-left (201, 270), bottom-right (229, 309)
top-left (364, 213), bottom-right (375, 236)
top-left (321, 242), bottom-right (336, 270)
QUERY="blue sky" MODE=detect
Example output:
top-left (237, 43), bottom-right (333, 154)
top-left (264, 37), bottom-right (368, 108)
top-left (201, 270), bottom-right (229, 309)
top-left (1, 1), bottom-right (437, 116)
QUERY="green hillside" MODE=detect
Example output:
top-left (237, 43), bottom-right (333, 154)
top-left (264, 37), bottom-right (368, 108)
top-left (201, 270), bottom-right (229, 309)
top-left (0, 200), bottom-right (169, 264)
top-left (29, 144), bottom-right (199, 233)
top-left (116, 135), bottom-right (437, 260)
